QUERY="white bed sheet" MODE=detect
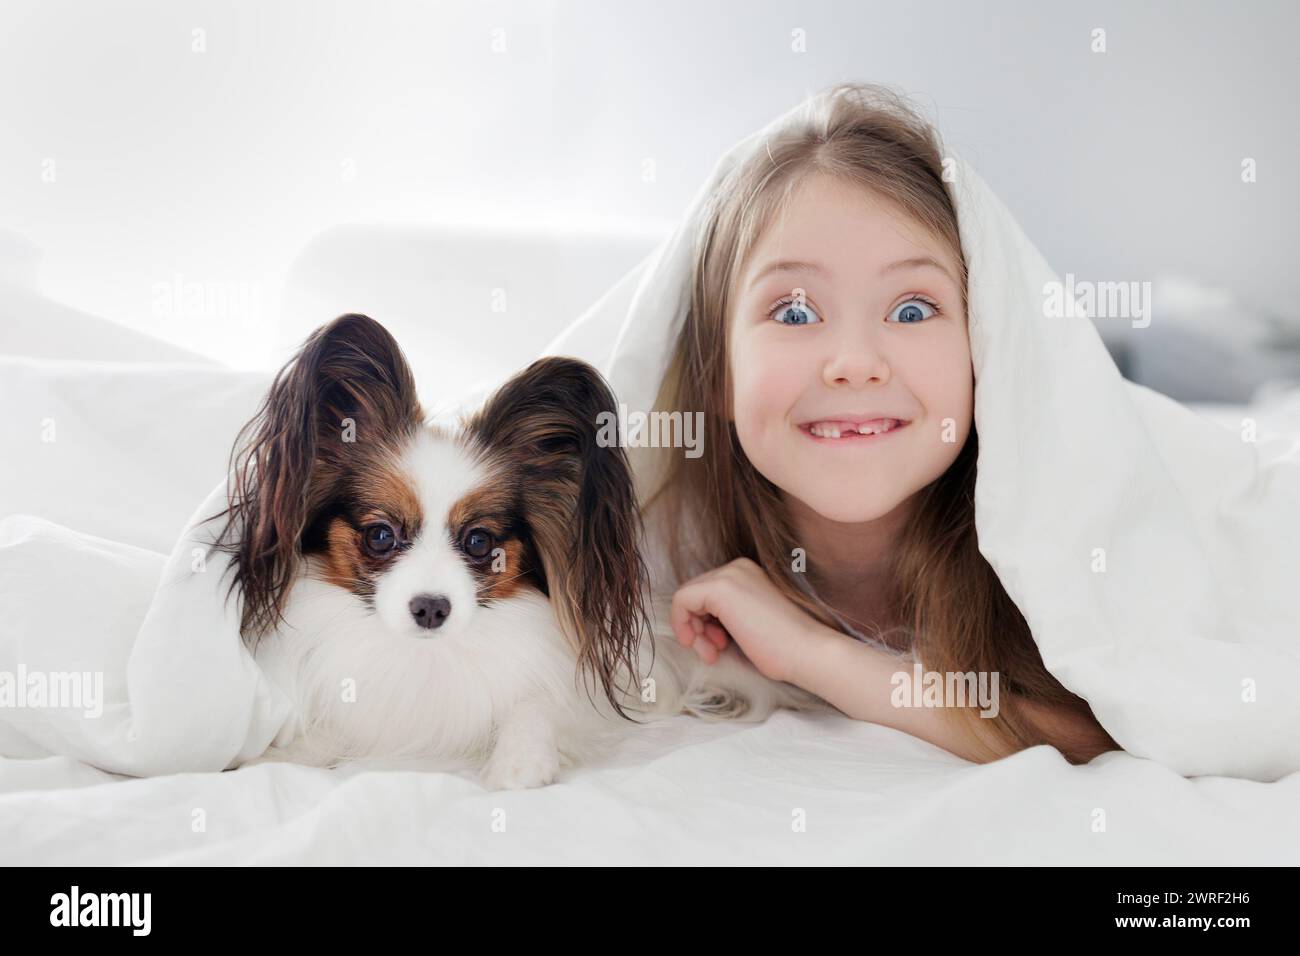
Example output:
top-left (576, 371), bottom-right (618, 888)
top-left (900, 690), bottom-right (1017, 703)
top-left (3, 709), bottom-right (1297, 865)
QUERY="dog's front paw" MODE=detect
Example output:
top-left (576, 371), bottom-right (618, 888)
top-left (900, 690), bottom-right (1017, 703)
top-left (479, 741), bottom-right (561, 790)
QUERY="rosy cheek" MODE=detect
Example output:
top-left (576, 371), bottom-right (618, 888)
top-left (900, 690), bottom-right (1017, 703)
top-left (730, 337), bottom-right (802, 432)
top-left (903, 338), bottom-right (974, 429)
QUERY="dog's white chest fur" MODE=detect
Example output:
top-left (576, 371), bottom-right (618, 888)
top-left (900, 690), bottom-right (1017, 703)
top-left (252, 576), bottom-right (818, 789)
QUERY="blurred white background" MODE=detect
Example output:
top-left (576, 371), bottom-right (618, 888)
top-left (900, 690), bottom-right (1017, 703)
top-left (1, 0), bottom-right (1297, 398)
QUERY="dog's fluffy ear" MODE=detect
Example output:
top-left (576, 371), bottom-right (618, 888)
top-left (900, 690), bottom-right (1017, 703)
top-left (212, 313), bottom-right (423, 641)
top-left (467, 357), bottom-right (653, 721)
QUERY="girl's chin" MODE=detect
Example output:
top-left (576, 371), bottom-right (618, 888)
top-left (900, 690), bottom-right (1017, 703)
top-left (798, 493), bottom-right (907, 525)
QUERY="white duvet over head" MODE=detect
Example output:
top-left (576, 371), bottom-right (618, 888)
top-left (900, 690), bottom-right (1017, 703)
top-left (2, 88), bottom-right (1298, 781)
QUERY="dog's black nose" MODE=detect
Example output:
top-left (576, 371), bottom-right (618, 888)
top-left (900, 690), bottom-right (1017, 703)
top-left (409, 594), bottom-right (451, 630)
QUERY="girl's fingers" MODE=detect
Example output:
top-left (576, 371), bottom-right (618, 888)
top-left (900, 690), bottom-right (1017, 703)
top-left (692, 636), bottom-right (719, 663)
top-left (670, 585), bottom-right (701, 648)
top-left (671, 578), bottom-right (730, 660)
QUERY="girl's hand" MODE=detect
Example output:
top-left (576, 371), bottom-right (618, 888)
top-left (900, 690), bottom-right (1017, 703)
top-left (669, 557), bottom-right (825, 685)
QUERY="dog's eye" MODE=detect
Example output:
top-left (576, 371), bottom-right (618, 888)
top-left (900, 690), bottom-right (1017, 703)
top-left (462, 527), bottom-right (494, 559)
top-left (363, 523), bottom-right (397, 555)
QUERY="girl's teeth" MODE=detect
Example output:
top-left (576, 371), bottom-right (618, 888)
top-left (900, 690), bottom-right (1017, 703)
top-left (808, 420), bottom-right (898, 438)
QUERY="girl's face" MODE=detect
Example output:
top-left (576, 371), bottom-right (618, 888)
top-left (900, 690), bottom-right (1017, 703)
top-left (729, 173), bottom-right (973, 524)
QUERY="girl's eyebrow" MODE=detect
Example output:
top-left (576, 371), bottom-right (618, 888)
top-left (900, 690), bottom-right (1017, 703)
top-left (746, 259), bottom-right (828, 290)
top-left (881, 256), bottom-right (956, 285)
top-left (747, 255), bottom-right (956, 290)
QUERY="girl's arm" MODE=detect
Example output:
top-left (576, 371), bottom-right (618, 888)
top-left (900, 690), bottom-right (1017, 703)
top-left (793, 620), bottom-right (1117, 765)
top-left (669, 558), bottom-right (1117, 764)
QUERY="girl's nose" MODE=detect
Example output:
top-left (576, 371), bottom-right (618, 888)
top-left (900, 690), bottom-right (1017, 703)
top-left (822, 345), bottom-right (890, 387)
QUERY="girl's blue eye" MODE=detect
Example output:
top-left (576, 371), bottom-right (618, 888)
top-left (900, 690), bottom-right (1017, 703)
top-left (888, 298), bottom-right (938, 324)
top-left (769, 298), bottom-right (821, 326)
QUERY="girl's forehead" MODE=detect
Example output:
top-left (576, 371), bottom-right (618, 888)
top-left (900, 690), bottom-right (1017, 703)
top-left (742, 174), bottom-right (961, 287)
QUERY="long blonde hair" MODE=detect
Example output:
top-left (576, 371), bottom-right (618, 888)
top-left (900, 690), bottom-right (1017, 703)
top-left (637, 83), bottom-right (1118, 764)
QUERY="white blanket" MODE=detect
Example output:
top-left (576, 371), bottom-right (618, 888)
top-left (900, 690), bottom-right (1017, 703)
top-left (0, 350), bottom-right (290, 775)
top-left (4, 713), bottom-right (1299, 865)
top-left (1, 90), bottom-right (1298, 824)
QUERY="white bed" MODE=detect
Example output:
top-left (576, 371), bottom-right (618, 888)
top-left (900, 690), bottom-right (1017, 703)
top-left (3, 228), bottom-right (1299, 866)
top-left (6, 709), bottom-right (1298, 866)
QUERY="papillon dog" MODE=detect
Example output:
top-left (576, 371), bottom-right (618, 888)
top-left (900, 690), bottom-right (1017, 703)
top-left (211, 313), bottom-right (819, 789)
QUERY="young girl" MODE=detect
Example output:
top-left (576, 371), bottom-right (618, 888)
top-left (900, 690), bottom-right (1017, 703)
top-left (636, 83), bottom-right (1120, 766)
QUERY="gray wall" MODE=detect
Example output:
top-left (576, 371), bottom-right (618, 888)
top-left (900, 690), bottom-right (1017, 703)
top-left (1, 0), bottom-right (1294, 369)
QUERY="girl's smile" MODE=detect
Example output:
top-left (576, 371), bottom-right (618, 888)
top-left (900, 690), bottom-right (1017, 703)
top-left (797, 418), bottom-right (911, 443)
